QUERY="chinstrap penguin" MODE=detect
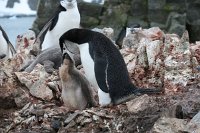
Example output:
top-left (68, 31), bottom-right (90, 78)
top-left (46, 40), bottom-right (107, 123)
top-left (59, 52), bottom-right (96, 110)
top-left (35, 0), bottom-right (80, 51)
top-left (0, 25), bottom-right (16, 59)
top-left (59, 28), bottom-right (164, 106)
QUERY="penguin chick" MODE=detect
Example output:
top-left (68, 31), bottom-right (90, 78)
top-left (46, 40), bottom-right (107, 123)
top-left (22, 47), bottom-right (62, 74)
top-left (59, 53), bottom-right (96, 110)
top-left (20, 44), bottom-right (80, 74)
top-left (0, 25), bottom-right (16, 59)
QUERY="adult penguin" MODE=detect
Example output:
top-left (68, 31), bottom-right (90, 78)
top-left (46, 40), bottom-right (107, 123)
top-left (0, 25), bottom-right (16, 59)
top-left (59, 28), bottom-right (164, 106)
top-left (35, 0), bottom-right (80, 51)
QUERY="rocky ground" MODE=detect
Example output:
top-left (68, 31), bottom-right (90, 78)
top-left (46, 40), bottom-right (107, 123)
top-left (0, 27), bottom-right (200, 133)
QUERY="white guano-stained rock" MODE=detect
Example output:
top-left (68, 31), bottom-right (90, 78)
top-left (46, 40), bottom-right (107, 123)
top-left (15, 64), bottom-right (53, 101)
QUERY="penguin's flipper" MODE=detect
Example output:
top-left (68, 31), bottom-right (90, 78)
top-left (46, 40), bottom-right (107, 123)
top-left (0, 54), bottom-right (6, 59)
top-left (49, 15), bottom-right (58, 31)
top-left (34, 17), bottom-right (54, 46)
top-left (94, 54), bottom-right (109, 93)
top-left (8, 43), bottom-right (16, 55)
top-left (0, 25), bottom-right (16, 55)
top-left (0, 25), bottom-right (10, 43)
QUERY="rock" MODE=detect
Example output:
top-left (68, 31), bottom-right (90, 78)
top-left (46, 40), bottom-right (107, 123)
top-left (6, 0), bottom-right (19, 8)
top-left (166, 12), bottom-right (186, 37)
top-left (15, 64), bottom-right (53, 101)
top-left (186, 1), bottom-right (200, 42)
top-left (136, 38), bottom-right (149, 68)
top-left (0, 65), bottom-right (16, 109)
top-left (153, 112), bottom-right (200, 132)
top-left (186, 111), bottom-right (200, 132)
top-left (162, 32), bottom-right (196, 92)
top-left (92, 27), bottom-right (114, 40)
top-left (13, 87), bottom-right (30, 108)
top-left (32, 0), bottom-right (60, 34)
top-left (190, 41), bottom-right (200, 64)
top-left (28, 0), bottom-right (38, 11)
top-left (0, 81), bottom-right (16, 109)
top-left (64, 112), bottom-right (80, 125)
top-left (162, 104), bottom-right (183, 119)
top-left (146, 40), bottom-right (162, 68)
top-left (51, 119), bottom-right (62, 132)
top-left (152, 117), bottom-right (188, 133)
top-left (142, 27), bottom-right (164, 41)
top-left (122, 28), bottom-right (140, 50)
top-left (79, 2), bottom-right (102, 28)
top-left (126, 94), bottom-right (157, 114)
top-left (148, 0), bottom-right (166, 10)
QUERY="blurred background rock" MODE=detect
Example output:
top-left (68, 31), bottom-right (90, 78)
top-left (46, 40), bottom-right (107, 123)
top-left (4, 0), bottom-right (200, 43)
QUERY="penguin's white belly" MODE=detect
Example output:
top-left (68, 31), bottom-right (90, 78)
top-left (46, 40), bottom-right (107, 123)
top-left (42, 10), bottom-right (80, 50)
top-left (78, 43), bottom-right (111, 106)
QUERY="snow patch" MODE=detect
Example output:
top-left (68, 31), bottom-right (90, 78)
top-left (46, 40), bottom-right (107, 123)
top-left (0, 0), bottom-right (36, 17)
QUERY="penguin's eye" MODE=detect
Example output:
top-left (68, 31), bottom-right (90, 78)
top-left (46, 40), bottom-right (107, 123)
top-left (63, 47), bottom-right (66, 50)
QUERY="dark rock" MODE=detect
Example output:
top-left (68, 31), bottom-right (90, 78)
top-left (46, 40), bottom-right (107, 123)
top-left (166, 12), bottom-right (186, 37)
top-left (148, 9), bottom-right (169, 24)
top-left (6, 0), bottom-right (20, 8)
top-left (162, 104), bottom-right (184, 119)
top-left (32, 0), bottom-right (60, 34)
top-left (0, 74), bottom-right (17, 109)
top-left (13, 87), bottom-right (30, 108)
top-left (148, 0), bottom-right (166, 10)
top-left (28, 0), bottom-right (39, 11)
top-left (130, 0), bottom-right (148, 19)
top-left (51, 119), bottom-right (62, 132)
top-left (186, 1), bottom-right (200, 42)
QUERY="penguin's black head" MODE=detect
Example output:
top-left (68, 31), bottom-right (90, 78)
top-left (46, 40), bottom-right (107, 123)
top-left (59, 28), bottom-right (78, 53)
top-left (59, 28), bottom-right (91, 49)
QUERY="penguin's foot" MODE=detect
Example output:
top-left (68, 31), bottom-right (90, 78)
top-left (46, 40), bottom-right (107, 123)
top-left (43, 60), bottom-right (55, 74)
top-left (100, 103), bottom-right (114, 108)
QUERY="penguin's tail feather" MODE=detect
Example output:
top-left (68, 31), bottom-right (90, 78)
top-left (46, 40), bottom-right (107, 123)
top-left (112, 86), bottom-right (164, 105)
top-left (133, 87), bottom-right (164, 95)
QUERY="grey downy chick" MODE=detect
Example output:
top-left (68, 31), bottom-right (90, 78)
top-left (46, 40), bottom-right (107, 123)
top-left (20, 45), bottom-right (81, 74)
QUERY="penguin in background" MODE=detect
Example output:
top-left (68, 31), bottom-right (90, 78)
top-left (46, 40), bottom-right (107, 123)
top-left (0, 25), bottom-right (16, 59)
top-left (34, 0), bottom-right (80, 52)
top-left (59, 28), bottom-right (164, 106)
